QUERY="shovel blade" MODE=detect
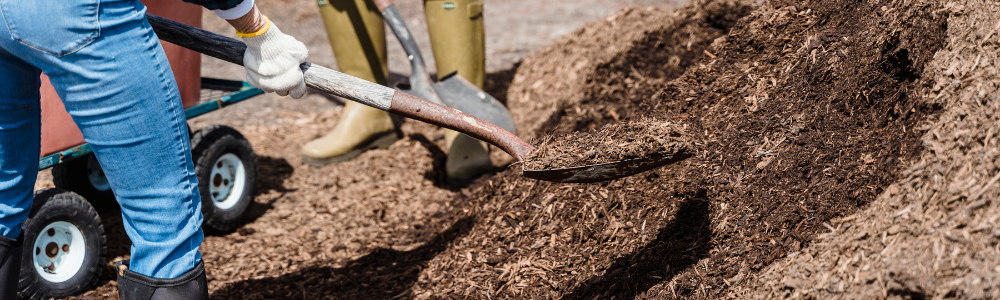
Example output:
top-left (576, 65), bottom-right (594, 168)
top-left (434, 73), bottom-right (518, 134)
top-left (395, 81), bottom-right (446, 106)
top-left (521, 153), bottom-right (692, 183)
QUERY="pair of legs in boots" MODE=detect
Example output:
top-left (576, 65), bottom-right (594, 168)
top-left (304, 0), bottom-right (492, 186)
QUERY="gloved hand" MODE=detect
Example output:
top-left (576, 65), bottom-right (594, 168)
top-left (239, 17), bottom-right (308, 98)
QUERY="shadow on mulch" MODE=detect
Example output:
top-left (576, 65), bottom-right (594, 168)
top-left (232, 156), bottom-right (296, 232)
top-left (403, 66), bottom-right (521, 190)
top-left (409, 133), bottom-right (455, 191)
top-left (255, 156), bottom-right (295, 196)
top-left (483, 64), bottom-right (520, 107)
top-left (563, 196), bottom-right (714, 299)
top-left (210, 216), bottom-right (476, 300)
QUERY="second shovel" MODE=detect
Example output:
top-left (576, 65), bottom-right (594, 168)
top-left (373, 0), bottom-right (517, 134)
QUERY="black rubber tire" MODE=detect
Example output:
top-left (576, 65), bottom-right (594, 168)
top-left (190, 125), bottom-right (256, 234)
top-left (18, 189), bottom-right (106, 300)
top-left (51, 154), bottom-right (118, 213)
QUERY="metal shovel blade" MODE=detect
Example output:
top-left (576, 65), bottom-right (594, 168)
top-left (396, 80), bottom-right (445, 106)
top-left (380, 4), bottom-right (517, 134)
top-left (433, 72), bottom-right (517, 133)
top-left (521, 152), bottom-right (692, 183)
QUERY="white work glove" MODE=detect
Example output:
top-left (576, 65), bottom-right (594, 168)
top-left (239, 18), bottom-right (308, 99)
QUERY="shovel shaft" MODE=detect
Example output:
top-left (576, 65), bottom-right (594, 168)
top-left (147, 14), bottom-right (246, 65)
top-left (389, 92), bottom-right (534, 160)
top-left (145, 13), bottom-right (533, 160)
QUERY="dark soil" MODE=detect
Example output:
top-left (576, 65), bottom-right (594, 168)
top-left (411, 0), bottom-right (949, 298)
top-left (524, 118), bottom-right (690, 170)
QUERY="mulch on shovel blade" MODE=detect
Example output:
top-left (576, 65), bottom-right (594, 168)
top-left (523, 117), bottom-right (690, 170)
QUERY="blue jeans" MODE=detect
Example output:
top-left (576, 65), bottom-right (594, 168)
top-left (0, 0), bottom-right (203, 279)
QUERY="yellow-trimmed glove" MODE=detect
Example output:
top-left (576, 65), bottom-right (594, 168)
top-left (239, 17), bottom-right (308, 98)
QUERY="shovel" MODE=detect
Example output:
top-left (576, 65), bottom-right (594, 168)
top-left (374, 0), bottom-right (516, 134)
top-left (146, 14), bottom-right (690, 183)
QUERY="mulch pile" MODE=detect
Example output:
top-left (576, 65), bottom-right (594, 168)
top-left (54, 0), bottom-right (999, 298)
top-left (406, 0), bottom-right (950, 298)
top-left (738, 0), bottom-right (1000, 298)
top-left (505, 5), bottom-right (705, 141)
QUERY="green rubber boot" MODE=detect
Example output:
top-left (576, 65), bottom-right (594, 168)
top-left (303, 0), bottom-right (399, 166)
top-left (425, 0), bottom-right (493, 186)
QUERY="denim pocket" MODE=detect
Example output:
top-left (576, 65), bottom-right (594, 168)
top-left (0, 0), bottom-right (101, 56)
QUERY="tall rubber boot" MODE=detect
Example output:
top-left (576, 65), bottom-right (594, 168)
top-left (303, 0), bottom-right (400, 167)
top-left (116, 260), bottom-right (207, 300)
top-left (0, 236), bottom-right (22, 300)
top-left (425, 0), bottom-right (493, 186)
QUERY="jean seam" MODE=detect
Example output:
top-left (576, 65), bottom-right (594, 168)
top-left (141, 17), bottom-right (198, 278)
top-left (0, 0), bottom-right (102, 57)
top-left (142, 20), bottom-right (190, 195)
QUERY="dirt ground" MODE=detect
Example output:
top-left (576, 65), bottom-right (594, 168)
top-left (40, 0), bottom-right (1000, 298)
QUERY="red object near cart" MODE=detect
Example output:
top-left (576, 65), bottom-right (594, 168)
top-left (39, 1), bottom-right (203, 157)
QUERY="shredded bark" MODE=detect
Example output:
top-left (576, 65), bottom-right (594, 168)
top-left (524, 118), bottom-right (690, 169)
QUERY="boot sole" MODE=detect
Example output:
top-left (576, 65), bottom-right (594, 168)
top-left (301, 132), bottom-right (399, 167)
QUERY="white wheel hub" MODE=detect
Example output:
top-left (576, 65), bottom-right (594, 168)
top-left (32, 221), bottom-right (86, 283)
top-left (209, 153), bottom-right (245, 210)
top-left (86, 155), bottom-right (111, 191)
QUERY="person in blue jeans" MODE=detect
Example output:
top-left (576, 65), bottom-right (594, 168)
top-left (0, 0), bottom-right (308, 298)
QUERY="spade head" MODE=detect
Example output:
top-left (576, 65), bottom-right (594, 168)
top-left (433, 72), bottom-right (517, 133)
top-left (521, 152), bottom-right (692, 183)
top-left (395, 77), bottom-right (445, 107)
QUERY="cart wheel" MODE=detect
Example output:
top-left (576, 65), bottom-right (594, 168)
top-left (190, 125), bottom-right (256, 233)
top-left (18, 189), bottom-right (106, 300)
top-left (51, 154), bottom-right (118, 213)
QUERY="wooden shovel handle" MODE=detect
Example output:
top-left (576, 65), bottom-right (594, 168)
top-left (146, 13), bottom-right (534, 160)
top-left (147, 14), bottom-right (246, 65)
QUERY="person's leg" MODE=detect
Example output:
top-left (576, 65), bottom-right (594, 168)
top-left (424, 0), bottom-right (492, 185)
top-left (0, 28), bottom-right (43, 300)
top-left (0, 38), bottom-right (42, 242)
top-left (319, 0), bottom-right (388, 85)
top-left (1, 0), bottom-right (204, 281)
top-left (303, 0), bottom-right (399, 166)
top-left (424, 0), bottom-right (486, 87)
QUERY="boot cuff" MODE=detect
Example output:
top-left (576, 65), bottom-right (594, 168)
top-left (116, 260), bottom-right (206, 300)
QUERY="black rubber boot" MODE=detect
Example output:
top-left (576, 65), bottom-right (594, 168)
top-left (116, 260), bottom-right (207, 300)
top-left (0, 236), bottom-right (22, 300)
